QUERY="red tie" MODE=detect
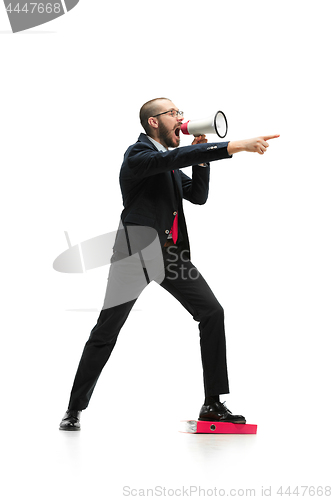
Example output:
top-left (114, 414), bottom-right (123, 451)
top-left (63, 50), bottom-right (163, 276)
top-left (171, 170), bottom-right (178, 243)
top-left (171, 213), bottom-right (178, 243)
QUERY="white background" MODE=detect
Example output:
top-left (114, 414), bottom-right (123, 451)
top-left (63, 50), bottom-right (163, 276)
top-left (1, 1), bottom-right (332, 499)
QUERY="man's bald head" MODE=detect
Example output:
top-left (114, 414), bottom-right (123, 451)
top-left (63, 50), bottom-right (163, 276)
top-left (139, 98), bottom-right (171, 134)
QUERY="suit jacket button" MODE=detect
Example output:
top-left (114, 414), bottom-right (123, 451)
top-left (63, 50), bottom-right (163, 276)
top-left (173, 211), bottom-right (177, 216)
top-left (165, 230), bottom-right (170, 234)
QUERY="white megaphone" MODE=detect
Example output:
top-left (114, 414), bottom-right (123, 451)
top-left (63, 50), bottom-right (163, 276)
top-left (181, 110), bottom-right (228, 138)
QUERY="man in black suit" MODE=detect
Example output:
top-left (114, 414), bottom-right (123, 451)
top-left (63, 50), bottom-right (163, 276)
top-left (60, 98), bottom-right (279, 430)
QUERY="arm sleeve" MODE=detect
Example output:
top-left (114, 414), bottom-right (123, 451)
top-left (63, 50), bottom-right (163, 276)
top-left (180, 165), bottom-right (211, 205)
top-left (127, 141), bottom-right (232, 178)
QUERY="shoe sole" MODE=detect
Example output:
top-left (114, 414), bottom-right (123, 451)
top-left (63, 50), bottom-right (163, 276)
top-left (59, 426), bottom-right (81, 431)
top-left (198, 418), bottom-right (246, 424)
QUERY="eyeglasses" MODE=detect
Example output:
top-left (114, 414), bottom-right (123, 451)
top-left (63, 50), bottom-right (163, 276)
top-left (152, 109), bottom-right (184, 118)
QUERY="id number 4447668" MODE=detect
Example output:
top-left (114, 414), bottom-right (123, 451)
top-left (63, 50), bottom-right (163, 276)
top-left (5, 3), bottom-right (62, 14)
top-left (277, 486), bottom-right (331, 496)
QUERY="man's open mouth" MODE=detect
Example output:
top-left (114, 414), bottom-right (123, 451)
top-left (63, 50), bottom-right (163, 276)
top-left (175, 127), bottom-right (181, 138)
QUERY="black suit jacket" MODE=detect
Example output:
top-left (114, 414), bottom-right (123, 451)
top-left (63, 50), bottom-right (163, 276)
top-left (115, 133), bottom-right (232, 258)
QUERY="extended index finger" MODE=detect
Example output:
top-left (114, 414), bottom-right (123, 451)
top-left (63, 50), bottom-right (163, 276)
top-left (263, 134), bottom-right (280, 141)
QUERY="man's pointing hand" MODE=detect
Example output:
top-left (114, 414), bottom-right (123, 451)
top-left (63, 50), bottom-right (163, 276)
top-left (227, 134), bottom-right (280, 155)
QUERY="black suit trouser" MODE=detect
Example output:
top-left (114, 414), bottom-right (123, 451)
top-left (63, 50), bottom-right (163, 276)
top-left (67, 245), bottom-right (229, 410)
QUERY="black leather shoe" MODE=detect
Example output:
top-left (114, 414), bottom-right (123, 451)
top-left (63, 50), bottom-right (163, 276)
top-left (198, 401), bottom-right (246, 424)
top-left (59, 410), bottom-right (81, 431)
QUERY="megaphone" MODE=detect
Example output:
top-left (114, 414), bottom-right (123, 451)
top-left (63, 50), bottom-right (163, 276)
top-left (181, 110), bottom-right (228, 138)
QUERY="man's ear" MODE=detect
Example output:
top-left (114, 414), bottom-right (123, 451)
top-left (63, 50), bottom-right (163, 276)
top-left (147, 116), bottom-right (159, 130)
